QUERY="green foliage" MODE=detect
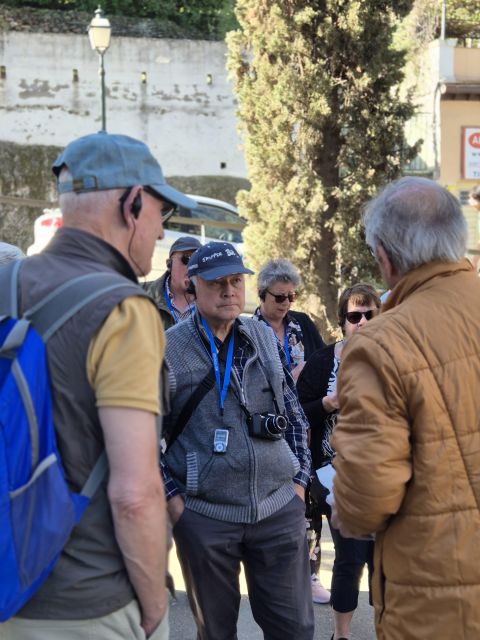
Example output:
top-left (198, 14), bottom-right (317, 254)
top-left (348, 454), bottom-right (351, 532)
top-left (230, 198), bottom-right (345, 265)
top-left (402, 0), bottom-right (480, 49)
top-left (227, 0), bottom-right (417, 334)
top-left (0, 0), bottom-right (238, 38)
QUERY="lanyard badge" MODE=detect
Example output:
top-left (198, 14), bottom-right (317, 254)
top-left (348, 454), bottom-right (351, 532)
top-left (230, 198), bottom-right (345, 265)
top-left (200, 316), bottom-right (234, 454)
top-left (213, 429), bottom-right (229, 453)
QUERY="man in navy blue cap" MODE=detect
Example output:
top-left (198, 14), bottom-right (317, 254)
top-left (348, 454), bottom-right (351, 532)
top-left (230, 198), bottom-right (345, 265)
top-left (162, 241), bottom-right (314, 640)
top-left (144, 236), bottom-right (202, 329)
top-left (2, 133), bottom-right (197, 640)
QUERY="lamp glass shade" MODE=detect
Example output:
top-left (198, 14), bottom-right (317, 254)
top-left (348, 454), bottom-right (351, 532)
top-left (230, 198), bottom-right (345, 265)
top-left (88, 9), bottom-right (111, 52)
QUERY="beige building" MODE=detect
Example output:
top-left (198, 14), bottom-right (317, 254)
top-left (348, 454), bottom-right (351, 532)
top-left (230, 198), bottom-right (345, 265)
top-left (405, 39), bottom-right (480, 257)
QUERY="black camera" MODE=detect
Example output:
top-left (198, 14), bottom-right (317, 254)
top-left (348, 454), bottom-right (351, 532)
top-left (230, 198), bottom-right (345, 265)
top-left (248, 413), bottom-right (287, 440)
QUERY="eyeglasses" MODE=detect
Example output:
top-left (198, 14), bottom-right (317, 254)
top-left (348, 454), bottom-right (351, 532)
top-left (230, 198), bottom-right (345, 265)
top-left (118, 186), bottom-right (177, 223)
top-left (179, 254), bottom-right (193, 265)
top-left (345, 310), bottom-right (376, 324)
top-left (266, 290), bottom-right (297, 303)
top-left (143, 186), bottom-right (177, 223)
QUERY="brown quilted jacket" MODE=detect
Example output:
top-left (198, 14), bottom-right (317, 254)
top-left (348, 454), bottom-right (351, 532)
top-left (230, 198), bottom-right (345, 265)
top-left (332, 258), bottom-right (480, 640)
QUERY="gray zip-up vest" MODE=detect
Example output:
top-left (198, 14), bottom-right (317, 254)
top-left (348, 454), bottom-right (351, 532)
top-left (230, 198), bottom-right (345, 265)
top-left (17, 227), bottom-right (152, 620)
top-left (165, 315), bottom-right (300, 523)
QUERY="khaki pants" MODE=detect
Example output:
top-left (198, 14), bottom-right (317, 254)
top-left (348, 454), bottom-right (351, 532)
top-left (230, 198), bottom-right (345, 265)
top-left (0, 599), bottom-right (169, 640)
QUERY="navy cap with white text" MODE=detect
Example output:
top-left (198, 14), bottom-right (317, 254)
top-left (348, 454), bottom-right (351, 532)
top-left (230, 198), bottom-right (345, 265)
top-left (187, 241), bottom-right (254, 281)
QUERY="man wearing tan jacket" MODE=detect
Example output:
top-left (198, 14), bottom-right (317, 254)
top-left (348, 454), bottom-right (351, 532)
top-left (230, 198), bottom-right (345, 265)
top-left (332, 177), bottom-right (480, 640)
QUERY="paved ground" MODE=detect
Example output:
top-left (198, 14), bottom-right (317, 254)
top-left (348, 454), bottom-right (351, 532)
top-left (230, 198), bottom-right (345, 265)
top-left (169, 517), bottom-right (376, 639)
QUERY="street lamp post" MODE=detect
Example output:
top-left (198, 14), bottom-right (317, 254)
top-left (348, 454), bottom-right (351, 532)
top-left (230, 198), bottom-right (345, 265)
top-left (88, 6), bottom-right (111, 132)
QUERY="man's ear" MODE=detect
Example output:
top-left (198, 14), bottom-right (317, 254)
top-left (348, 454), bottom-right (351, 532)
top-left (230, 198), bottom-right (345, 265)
top-left (377, 244), bottom-right (402, 289)
top-left (120, 185), bottom-right (143, 227)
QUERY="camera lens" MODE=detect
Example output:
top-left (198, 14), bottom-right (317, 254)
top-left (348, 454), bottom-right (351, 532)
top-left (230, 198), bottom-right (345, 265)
top-left (264, 414), bottom-right (287, 436)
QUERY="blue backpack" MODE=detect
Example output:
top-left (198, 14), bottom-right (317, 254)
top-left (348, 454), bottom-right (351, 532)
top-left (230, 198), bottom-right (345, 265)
top-left (0, 260), bottom-right (130, 621)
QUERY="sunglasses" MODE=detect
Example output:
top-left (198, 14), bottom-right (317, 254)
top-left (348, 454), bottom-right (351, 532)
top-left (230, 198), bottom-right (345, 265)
top-left (345, 310), bottom-right (376, 324)
top-left (266, 289), bottom-right (298, 304)
top-left (179, 254), bottom-right (193, 265)
top-left (119, 187), bottom-right (177, 223)
top-left (143, 186), bottom-right (177, 223)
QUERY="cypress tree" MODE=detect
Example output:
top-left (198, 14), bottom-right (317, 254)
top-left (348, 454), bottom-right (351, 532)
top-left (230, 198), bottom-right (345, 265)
top-left (227, 1), bottom-right (418, 334)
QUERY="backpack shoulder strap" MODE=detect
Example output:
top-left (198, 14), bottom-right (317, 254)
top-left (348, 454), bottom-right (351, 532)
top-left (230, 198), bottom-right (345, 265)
top-left (0, 259), bottom-right (22, 320)
top-left (25, 272), bottom-right (141, 495)
top-left (25, 272), bottom-right (139, 342)
top-left (22, 271), bottom-right (141, 497)
top-left (80, 451), bottom-right (108, 498)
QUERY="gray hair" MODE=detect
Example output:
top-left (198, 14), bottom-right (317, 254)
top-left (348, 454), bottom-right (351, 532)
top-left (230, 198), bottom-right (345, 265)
top-left (58, 167), bottom-right (121, 217)
top-left (257, 259), bottom-right (301, 292)
top-left (0, 242), bottom-right (25, 266)
top-left (364, 177), bottom-right (467, 274)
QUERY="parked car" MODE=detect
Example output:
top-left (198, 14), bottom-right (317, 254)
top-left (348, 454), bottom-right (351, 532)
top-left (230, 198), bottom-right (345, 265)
top-left (27, 195), bottom-right (257, 313)
top-left (27, 208), bottom-right (63, 256)
top-left (148, 195), bottom-right (245, 279)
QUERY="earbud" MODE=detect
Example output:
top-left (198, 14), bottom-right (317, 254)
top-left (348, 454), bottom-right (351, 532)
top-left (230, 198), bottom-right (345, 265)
top-left (130, 193), bottom-right (142, 219)
top-left (259, 290), bottom-right (266, 301)
top-left (186, 280), bottom-right (196, 296)
top-left (166, 259), bottom-right (172, 271)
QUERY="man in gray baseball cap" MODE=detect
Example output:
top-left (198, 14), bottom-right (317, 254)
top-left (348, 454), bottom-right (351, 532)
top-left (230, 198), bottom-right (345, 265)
top-left (144, 235), bottom-right (203, 330)
top-left (53, 131), bottom-right (196, 211)
top-left (2, 132), bottom-right (182, 640)
top-left (52, 132), bottom-right (197, 277)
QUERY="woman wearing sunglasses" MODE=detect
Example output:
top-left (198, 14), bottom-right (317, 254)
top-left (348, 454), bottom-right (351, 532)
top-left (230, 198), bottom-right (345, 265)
top-left (297, 283), bottom-right (380, 640)
top-left (253, 258), bottom-right (325, 383)
top-left (253, 258), bottom-right (330, 605)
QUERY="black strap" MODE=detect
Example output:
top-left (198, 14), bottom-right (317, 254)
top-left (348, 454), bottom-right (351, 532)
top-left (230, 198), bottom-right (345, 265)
top-left (166, 367), bottom-right (215, 451)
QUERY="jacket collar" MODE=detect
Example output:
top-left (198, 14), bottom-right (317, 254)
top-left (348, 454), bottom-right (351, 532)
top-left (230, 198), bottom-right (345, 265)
top-left (383, 258), bottom-right (473, 311)
top-left (45, 226), bottom-right (138, 282)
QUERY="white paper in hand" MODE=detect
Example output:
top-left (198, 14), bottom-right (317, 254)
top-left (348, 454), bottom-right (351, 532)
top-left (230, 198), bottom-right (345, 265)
top-left (316, 464), bottom-right (336, 506)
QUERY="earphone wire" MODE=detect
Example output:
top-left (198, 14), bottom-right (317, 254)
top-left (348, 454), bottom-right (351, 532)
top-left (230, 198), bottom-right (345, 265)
top-left (119, 187), bottom-right (147, 281)
top-left (127, 220), bottom-right (147, 280)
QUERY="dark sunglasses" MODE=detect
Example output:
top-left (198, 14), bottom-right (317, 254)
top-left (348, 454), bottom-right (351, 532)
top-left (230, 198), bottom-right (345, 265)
top-left (345, 310), bottom-right (376, 324)
top-left (179, 254), bottom-right (193, 265)
top-left (143, 186), bottom-right (177, 223)
top-left (266, 289), bottom-right (297, 304)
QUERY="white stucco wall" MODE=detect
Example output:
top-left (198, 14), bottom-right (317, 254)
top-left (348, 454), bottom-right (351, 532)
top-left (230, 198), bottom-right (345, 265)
top-left (0, 31), bottom-right (246, 177)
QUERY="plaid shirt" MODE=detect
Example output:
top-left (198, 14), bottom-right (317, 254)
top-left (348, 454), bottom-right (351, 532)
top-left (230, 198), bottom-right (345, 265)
top-left (161, 318), bottom-right (311, 499)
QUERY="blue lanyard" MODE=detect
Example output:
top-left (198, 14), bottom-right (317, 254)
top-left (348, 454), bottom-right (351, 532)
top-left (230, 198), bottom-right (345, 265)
top-left (163, 281), bottom-right (179, 323)
top-left (262, 317), bottom-right (291, 369)
top-left (200, 316), bottom-right (235, 415)
top-left (283, 326), bottom-right (292, 368)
